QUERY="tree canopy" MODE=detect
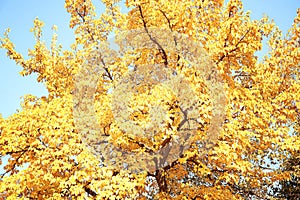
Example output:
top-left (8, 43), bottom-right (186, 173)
top-left (0, 0), bottom-right (299, 199)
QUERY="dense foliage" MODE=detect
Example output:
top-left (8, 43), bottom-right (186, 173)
top-left (0, 0), bottom-right (299, 199)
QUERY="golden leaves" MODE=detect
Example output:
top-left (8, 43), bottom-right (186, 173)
top-left (30, 17), bottom-right (44, 40)
top-left (0, 0), bottom-right (299, 199)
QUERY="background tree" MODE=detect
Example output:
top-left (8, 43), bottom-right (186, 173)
top-left (0, 0), bottom-right (299, 199)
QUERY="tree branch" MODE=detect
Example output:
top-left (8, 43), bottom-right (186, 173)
top-left (216, 28), bottom-right (252, 65)
top-left (138, 5), bottom-right (168, 67)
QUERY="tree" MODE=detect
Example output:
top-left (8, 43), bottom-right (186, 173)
top-left (0, 0), bottom-right (299, 199)
top-left (274, 152), bottom-right (300, 200)
top-left (273, 119), bottom-right (300, 200)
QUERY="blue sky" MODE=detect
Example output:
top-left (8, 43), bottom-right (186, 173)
top-left (0, 0), bottom-right (299, 118)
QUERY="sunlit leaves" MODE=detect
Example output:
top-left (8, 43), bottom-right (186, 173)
top-left (0, 0), bottom-right (299, 199)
